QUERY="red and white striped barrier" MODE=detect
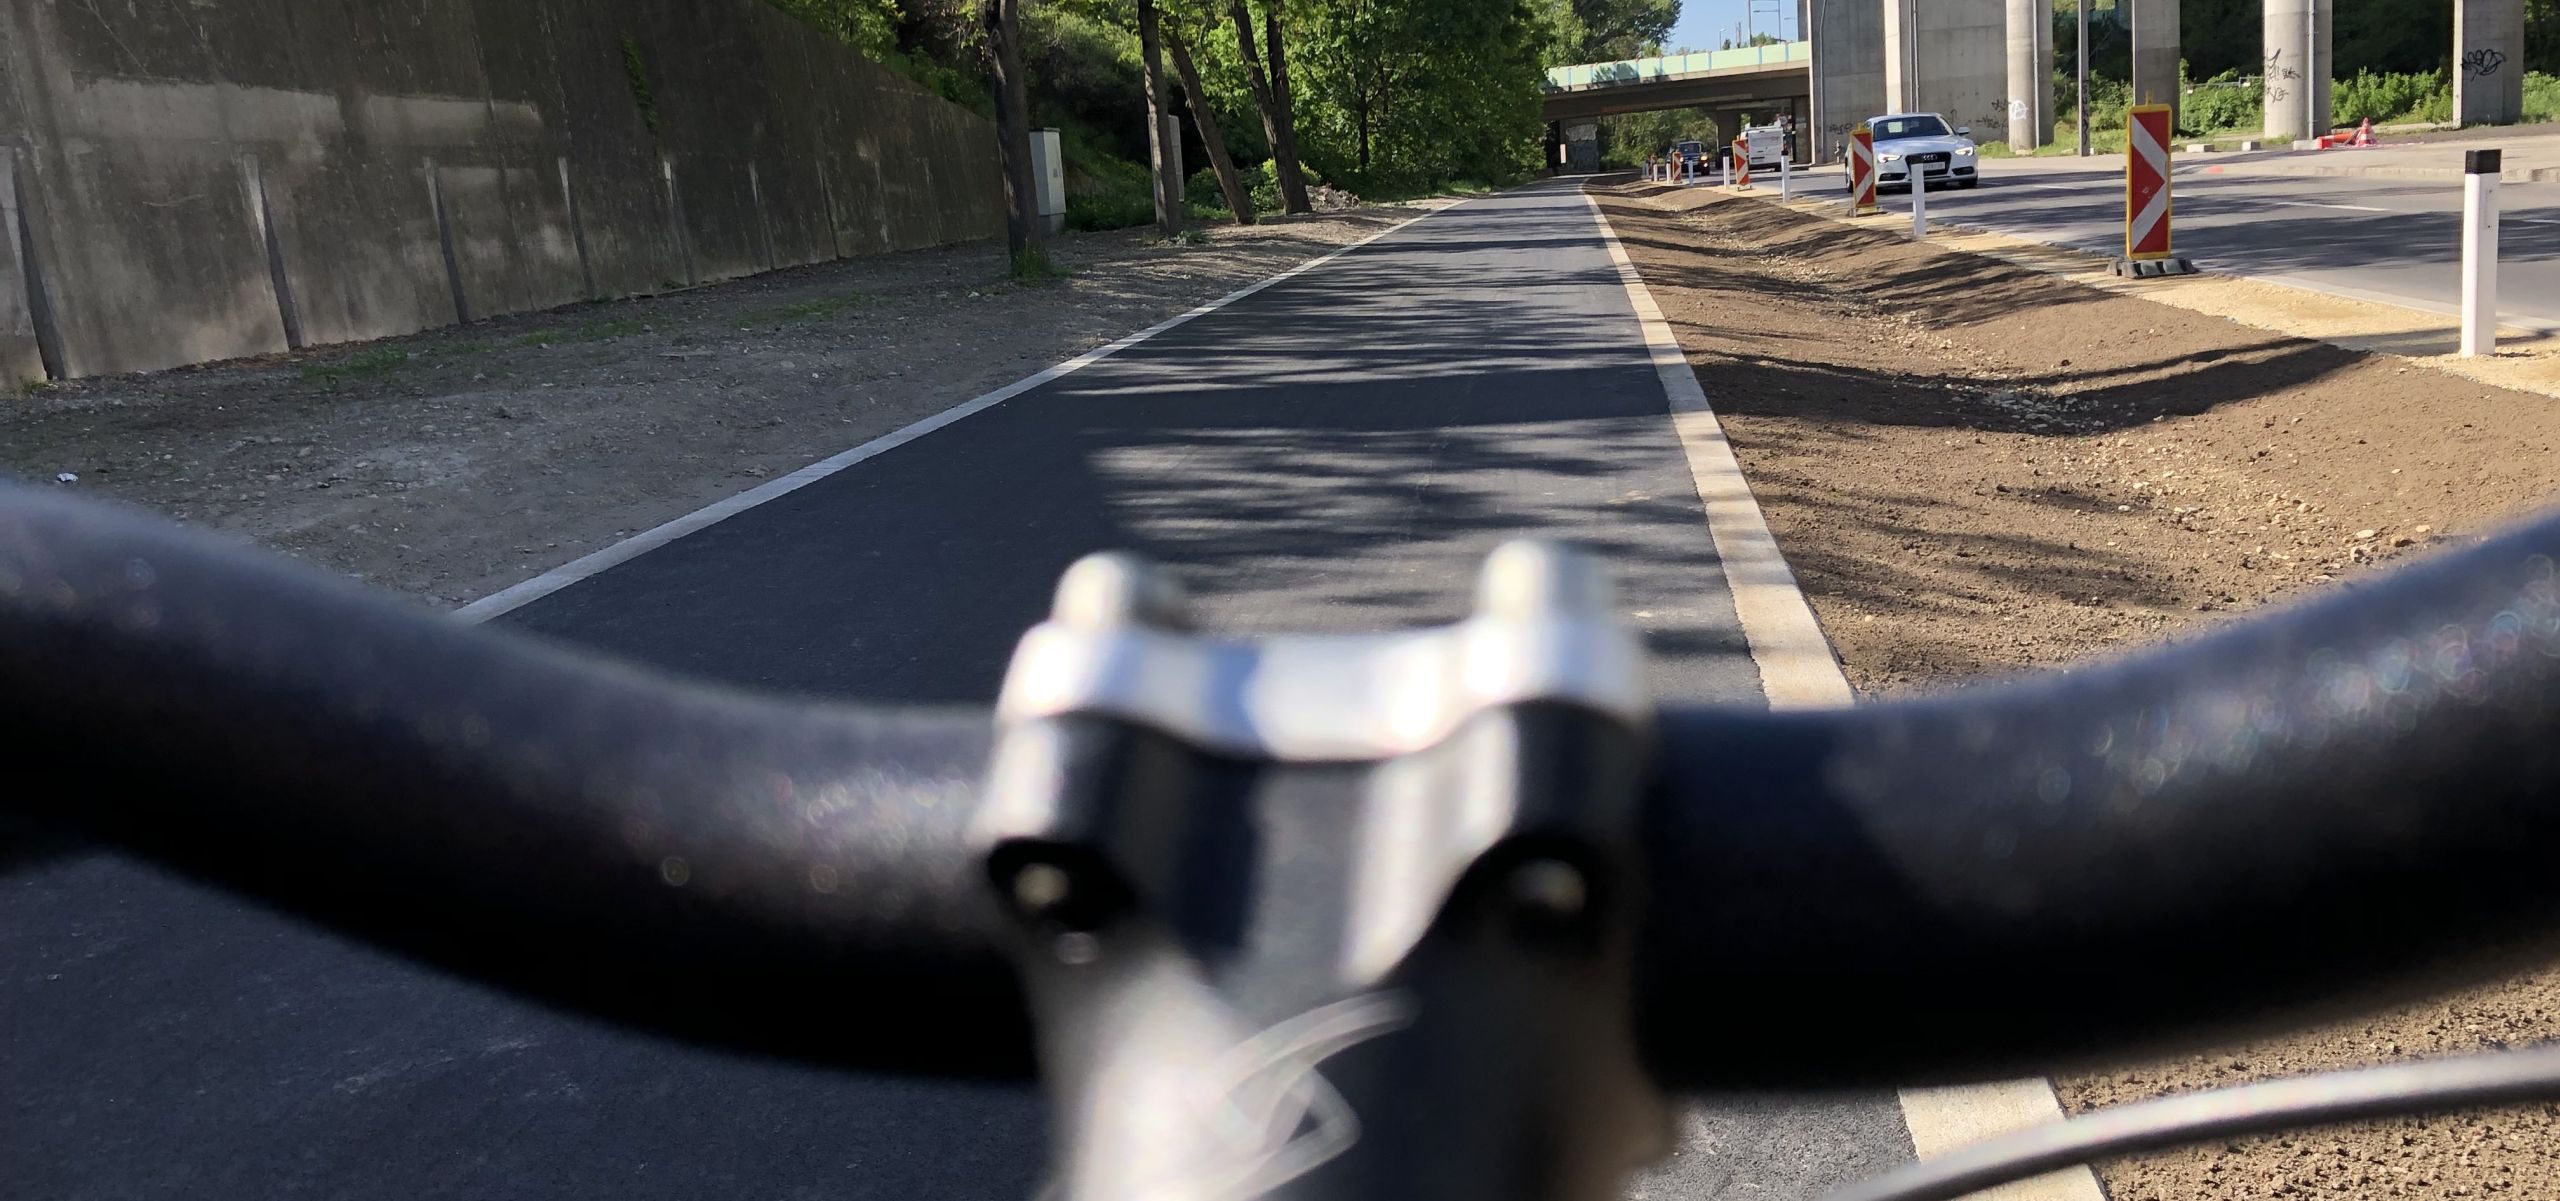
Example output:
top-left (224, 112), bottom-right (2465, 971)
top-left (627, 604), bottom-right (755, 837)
top-left (2115, 103), bottom-right (2192, 277)
top-left (1847, 125), bottom-right (1878, 216)
top-left (1733, 136), bottom-right (1753, 191)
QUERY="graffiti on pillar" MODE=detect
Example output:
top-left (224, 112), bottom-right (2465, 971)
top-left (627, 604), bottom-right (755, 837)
top-left (2461, 48), bottom-right (2508, 78)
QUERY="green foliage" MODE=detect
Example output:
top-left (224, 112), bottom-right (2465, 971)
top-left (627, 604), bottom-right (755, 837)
top-left (620, 36), bottom-right (661, 135)
top-left (2178, 64), bottom-right (2261, 136)
top-left (764, 0), bottom-right (904, 58)
top-left (1542, 0), bottom-right (1678, 61)
top-left (2332, 68), bottom-right (2446, 124)
top-left (2529, 71), bottom-right (2560, 121)
top-left (1067, 189), bottom-right (1158, 231)
top-left (1293, 0), bottom-right (1553, 194)
top-left (1594, 106), bottom-right (1720, 168)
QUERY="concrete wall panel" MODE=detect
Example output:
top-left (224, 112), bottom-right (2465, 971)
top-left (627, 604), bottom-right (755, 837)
top-left (2455, 0), bottom-right (2526, 126)
top-left (1886, 0), bottom-right (2008, 139)
top-left (1810, 0), bottom-right (1886, 155)
top-left (0, 0), bottom-right (998, 379)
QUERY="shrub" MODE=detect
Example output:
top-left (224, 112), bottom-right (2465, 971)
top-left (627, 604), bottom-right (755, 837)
top-left (2524, 72), bottom-right (2560, 123)
top-left (1066, 186), bottom-right (1155, 231)
top-left (2332, 69), bottom-right (2445, 124)
top-left (2180, 82), bottom-right (2261, 135)
top-left (1184, 168), bottom-right (1225, 210)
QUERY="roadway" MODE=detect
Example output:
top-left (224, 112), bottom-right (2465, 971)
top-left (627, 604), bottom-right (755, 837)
top-left (2, 182), bottom-right (1917, 1200)
top-left (1876, 156), bottom-right (2560, 331)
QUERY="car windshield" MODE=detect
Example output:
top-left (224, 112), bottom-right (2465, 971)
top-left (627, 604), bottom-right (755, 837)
top-left (1873, 115), bottom-right (1951, 141)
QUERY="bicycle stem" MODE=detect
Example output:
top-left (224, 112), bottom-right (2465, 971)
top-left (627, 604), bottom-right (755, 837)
top-left (975, 546), bottom-right (1673, 1201)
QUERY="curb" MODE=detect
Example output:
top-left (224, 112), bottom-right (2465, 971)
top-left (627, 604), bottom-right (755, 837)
top-left (2191, 158), bottom-right (2560, 185)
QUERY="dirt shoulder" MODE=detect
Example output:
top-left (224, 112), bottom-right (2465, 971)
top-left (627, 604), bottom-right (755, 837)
top-left (1, 208), bottom-right (1432, 608)
top-left (1601, 181), bottom-right (2560, 1200)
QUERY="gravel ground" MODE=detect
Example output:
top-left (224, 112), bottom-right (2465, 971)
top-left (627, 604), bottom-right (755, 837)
top-left (1604, 180), bottom-right (2560, 1201)
top-left (0, 207), bottom-right (1434, 607)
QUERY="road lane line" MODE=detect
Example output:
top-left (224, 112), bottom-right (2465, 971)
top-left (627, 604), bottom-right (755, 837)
top-left (1580, 190), bottom-right (1850, 710)
top-left (454, 203), bottom-right (1468, 623)
top-left (1582, 187), bottom-right (2108, 1201)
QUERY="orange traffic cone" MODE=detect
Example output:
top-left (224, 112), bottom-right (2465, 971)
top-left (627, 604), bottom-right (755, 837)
top-left (2353, 118), bottom-right (2375, 147)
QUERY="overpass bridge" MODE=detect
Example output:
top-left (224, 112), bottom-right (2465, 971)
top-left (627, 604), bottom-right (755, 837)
top-left (1543, 0), bottom-right (2534, 175)
top-left (1542, 42), bottom-right (1813, 172)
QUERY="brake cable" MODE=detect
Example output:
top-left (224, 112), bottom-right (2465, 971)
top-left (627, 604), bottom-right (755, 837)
top-left (1825, 1045), bottom-right (2560, 1201)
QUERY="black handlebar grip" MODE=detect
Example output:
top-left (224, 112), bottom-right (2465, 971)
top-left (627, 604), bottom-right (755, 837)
top-left (0, 483), bottom-right (1031, 1077)
top-left (1639, 510), bottom-right (2560, 1087)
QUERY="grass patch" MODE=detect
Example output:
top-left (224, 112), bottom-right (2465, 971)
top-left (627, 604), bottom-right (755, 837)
top-left (748, 292), bottom-right (875, 324)
top-left (299, 347), bottom-right (412, 386)
top-left (508, 317), bottom-right (649, 349)
top-left (1010, 246), bottom-right (1069, 281)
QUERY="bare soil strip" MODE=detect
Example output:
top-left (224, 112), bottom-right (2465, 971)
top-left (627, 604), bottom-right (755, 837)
top-left (1604, 180), bottom-right (2560, 1201)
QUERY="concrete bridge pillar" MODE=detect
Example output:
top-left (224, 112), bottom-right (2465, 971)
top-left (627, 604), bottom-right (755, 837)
top-left (1885, 0), bottom-right (2006, 139)
top-left (2263, 0), bottom-right (2333, 143)
top-left (2004, 0), bottom-right (2055, 151)
top-left (2455, 0), bottom-right (2526, 126)
top-left (1809, 0), bottom-right (1886, 161)
top-left (2130, 0), bottom-right (2179, 121)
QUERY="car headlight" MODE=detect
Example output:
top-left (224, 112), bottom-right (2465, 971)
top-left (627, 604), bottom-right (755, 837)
top-left (1955, 146), bottom-right (1976, 156)
top-left (1878, 152), bottom-right (1903, 162)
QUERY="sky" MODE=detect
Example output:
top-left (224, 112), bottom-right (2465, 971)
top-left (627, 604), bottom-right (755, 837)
top-left (1664, 0), bottom-right (1799, 54)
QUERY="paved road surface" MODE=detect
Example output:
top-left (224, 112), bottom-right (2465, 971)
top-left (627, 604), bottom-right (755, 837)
top-left (3, 182), bottom-right (1916, 1200)
top-left (1917, 158), bottom-right (2560, 330)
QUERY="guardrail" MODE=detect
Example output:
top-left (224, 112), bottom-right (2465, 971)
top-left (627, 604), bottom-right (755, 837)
top-left (1543, 41), bottom-right (1809, 93)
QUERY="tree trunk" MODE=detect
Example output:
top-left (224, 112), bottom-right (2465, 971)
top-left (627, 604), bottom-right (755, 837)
top-left (1165, 26), bottom-right (1254, 225)
top-left (1262, 2), bottom-right (1312, 211)
top-left (983, 0), bottom-right (1042, 271)
top-left (1227, 0), bottom-right (1311, 214)
top-left (1135, 0), bottom-right (1183, 236)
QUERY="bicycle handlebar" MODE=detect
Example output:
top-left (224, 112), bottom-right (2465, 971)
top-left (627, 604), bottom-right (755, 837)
top-left (9, 479), bottom-right (2560, 1088)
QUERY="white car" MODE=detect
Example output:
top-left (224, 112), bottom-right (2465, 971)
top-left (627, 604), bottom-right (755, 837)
top-left (1865, 112), bottom-right (1979, 192)
top-left (1738, 123), bottom-right (1791, 170)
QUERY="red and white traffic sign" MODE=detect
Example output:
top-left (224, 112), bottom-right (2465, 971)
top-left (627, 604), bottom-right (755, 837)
top-left (1848, 126), bottom-right (1877, 215)
top-left (2125, 103), bottom-right (2174, 260)
top-left (1734, 135), bottom-right (1753, 190)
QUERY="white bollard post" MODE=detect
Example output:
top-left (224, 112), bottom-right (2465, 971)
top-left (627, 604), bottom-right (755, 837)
top-left (1781, 155), bottom-right (1793, 202)
top-left (1720, 153), bottom-right (1730, 189)
top-left (2462, 148), bottom-right (2502, 358)
top-left (1911, 166), bottom-right (1929, 238)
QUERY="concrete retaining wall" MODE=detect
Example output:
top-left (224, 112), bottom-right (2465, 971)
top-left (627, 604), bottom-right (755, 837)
top-left (0, 0), bottom-right (1001, 381)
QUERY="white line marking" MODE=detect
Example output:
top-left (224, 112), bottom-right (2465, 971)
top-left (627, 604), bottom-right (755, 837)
top-left (1581, 191), bottom-right (1850, 710)
top-left (2281, 200), bottom-right (2391, 213)
top-left (452, 204), bottom-right (1465, 624)
top-left (1584, 187), bottom-right (2106, 1201)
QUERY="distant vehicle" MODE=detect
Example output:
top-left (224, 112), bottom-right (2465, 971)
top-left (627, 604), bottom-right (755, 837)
top-left (1864, 112), bottom-right (1979, 191)
top-left (1670, 139), bottom-right (1712, 174)
top-left (1738, 123), bottom-right (1790, 170)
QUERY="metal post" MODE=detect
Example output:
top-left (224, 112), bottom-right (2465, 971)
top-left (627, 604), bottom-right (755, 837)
top-left (2305, 1), bottom-right (2318, 143)
top-left (1781, 155), bottom-right (1793, 202)
top-left (1720, 152), bottom-right (1731, 188)
top-left (1912, 166), bottom-right (1929, 238)
top-left (2077, 0), bottom-right (2091, 156)
top-left (2462, 149), bottom-right (2502, 358)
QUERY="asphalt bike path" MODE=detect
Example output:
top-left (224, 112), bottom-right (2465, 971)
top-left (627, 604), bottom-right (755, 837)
top-left (3, 180), bottom-right (1916, 1199)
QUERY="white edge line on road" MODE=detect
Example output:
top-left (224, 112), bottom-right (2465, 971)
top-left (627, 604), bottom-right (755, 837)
top-left (1579, 190), bottom-right (1852, 711)
top-left (452, 203), bottom-right (1464, 624)
top-left (1582, 187), bottom-right (2107, 1201)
